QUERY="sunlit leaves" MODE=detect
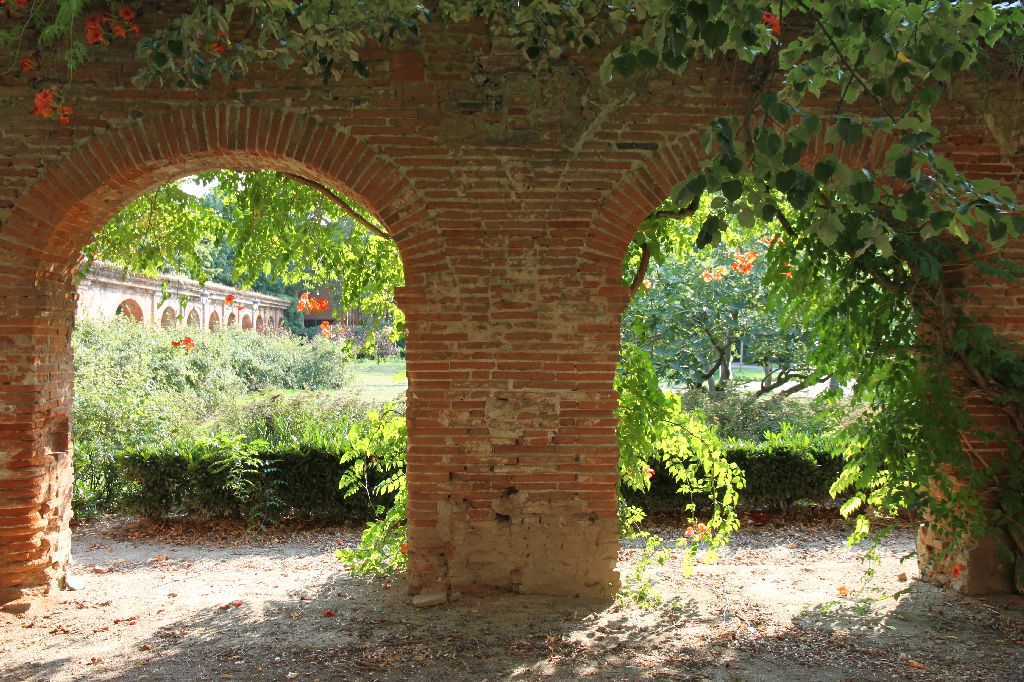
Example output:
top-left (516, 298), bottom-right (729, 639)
top-left (85, 170), bottom-right (404, 328)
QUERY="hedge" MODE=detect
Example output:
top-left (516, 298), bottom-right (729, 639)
top-left (626, 444), bottom-right (843, 513)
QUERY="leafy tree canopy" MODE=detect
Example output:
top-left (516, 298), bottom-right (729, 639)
top-left (84, 170), bottom-right (404, 329)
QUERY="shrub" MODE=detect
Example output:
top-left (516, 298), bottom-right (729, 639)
top-left (71, 317), bottom-right (355, 516)
top-left (677, 386), bottom-right (854, 442)
top-left (119, 397), bottom-right (406, 526)
top-left (627, 422), bottom-right (845, 513)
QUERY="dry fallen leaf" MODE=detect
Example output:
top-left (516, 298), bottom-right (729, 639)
top-left (897, 572), bottom-right (908, 582)
top-left (91, 566), bottom-right (111, 575)
top-left (908, 660), bottom-right (926, 670)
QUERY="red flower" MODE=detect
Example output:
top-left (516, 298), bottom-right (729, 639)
top-left (171, 341), bottom-right (181, 348)
top-left (224, 294), bottom-right (235, 305)
top-left (85, 15), bottom-right (106, 45)
top-left (762, 10), bottom-right (781, 38)
top-left (20, 56), bottom-right (36, 74)
top-left (730, 251), bottom-right (759, 275)
top-left (210, 42), bottom-right (225, 55)
top-left (182, 337), bottom-right (195, 352)
top-left (236, 305), bottom-right (243, 313)
top-left (58, 106), bottom-right (73, 125)
top-left (320, 321), bottom-right (331, 329)
top-left (110, 22), bottom-right (127, 40)
top-left (118, 6), bottom-right (135, 21)
top-left (32, 89), bottom-right (55, 118)
top-left (951, 563), bottom-right (964, 578)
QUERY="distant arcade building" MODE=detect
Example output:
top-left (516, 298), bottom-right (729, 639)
top-left (77, 261), bottom-right (289, 332)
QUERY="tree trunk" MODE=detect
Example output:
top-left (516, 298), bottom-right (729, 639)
top-left (719, 336), bottom-right (733, 382)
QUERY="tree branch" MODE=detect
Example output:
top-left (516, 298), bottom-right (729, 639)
top-left (791, 0), bottom-right (895, 121)
top-left (281, 172), bottom-right (392, 241)
top-left (651, 195), bottom-right (702, 221)
top-left (629, 243), bottom-right (652, 294)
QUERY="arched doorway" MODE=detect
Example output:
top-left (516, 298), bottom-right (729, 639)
top-left (241, 314), bottom-right (253, 330)
top-left (227, 312), bottom-right (237, 327)
top-left (159, 307), bottom-right (177, 328)
top-left (187, 309), bottom-right (200, 327)
top-left (208, 311), bottom-right (221, 331)
top-left (0, 106), bottom-right (426, 606)
top-left (115, 299), bottom-right (144, 322)
top-left (255, 315), bottom-right (265, 332)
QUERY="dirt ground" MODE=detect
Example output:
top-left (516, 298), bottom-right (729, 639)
top-left (2, 514), bottom-right (1022, 682)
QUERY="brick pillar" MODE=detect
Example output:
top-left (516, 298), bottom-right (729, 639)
top-left (0, 263), bottom-right (76, 608)
top-left (399, 233), bottom-right (625, 600)
top-left (917, 245), bottom-right (1023, 595)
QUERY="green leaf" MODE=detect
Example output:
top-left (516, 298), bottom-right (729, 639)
top-left (696, 215), bottom-right (723, 249)
top-left (702, 21), bottom-right (729, 50)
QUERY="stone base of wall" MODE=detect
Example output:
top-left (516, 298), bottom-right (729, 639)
top-left (410, 492), bottom-right (620, 602)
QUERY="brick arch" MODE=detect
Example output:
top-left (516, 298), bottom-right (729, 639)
top-left (583, 124), bottom-right (898, 286)
top-left (582, 129), bottom-right (707, 296)
top-left (115, 298), bottom-right (145, 323)
top-left (0, 105), bottom-right (435, 605)
top-left (3, 107), bottom-right (424, 275)
top-left (208, 311), bottom-right (221, 330)
top-left (159, 306), bottom-right (177, 328)
top-left (186, 308), bottom-right (200, 327)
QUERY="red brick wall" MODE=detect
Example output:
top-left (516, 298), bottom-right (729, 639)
top-left (2, 11), bottom-right (1023, 606)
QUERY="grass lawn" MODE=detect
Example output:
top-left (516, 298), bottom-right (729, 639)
top-left (730, 364), bottom-right (764, 382)
top-left (352, 358), bottom-right (406, 403)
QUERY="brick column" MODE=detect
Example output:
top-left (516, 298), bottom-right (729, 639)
top-left (399, 230), bottom-right (626, 600)
top-left (917, 244), bottom-right (1024, 595)
top-left (0, 264), bottom-right (76, 608)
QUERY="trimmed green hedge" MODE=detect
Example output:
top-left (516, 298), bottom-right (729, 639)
top-left (120, 434), bottom-right (363, 523)
top-left (119, 402), bottom-right (406, 526)
top-left (627, 444), bottom-right (843, 513)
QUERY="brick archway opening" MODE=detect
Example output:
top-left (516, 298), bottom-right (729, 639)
top-left (241, 314), bottom-right (253, 330)
top-left (187, 309), bottom-right (200, 327)
top-left (160, 307), bottom-right (177, 328)
top-left (0, 107), bottom-right (427, 607)
top-left (114, 299), bottom-right (145, 323)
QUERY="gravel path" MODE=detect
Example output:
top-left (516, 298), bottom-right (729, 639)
top-left (1, 515), bottom-right (1022, 681)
